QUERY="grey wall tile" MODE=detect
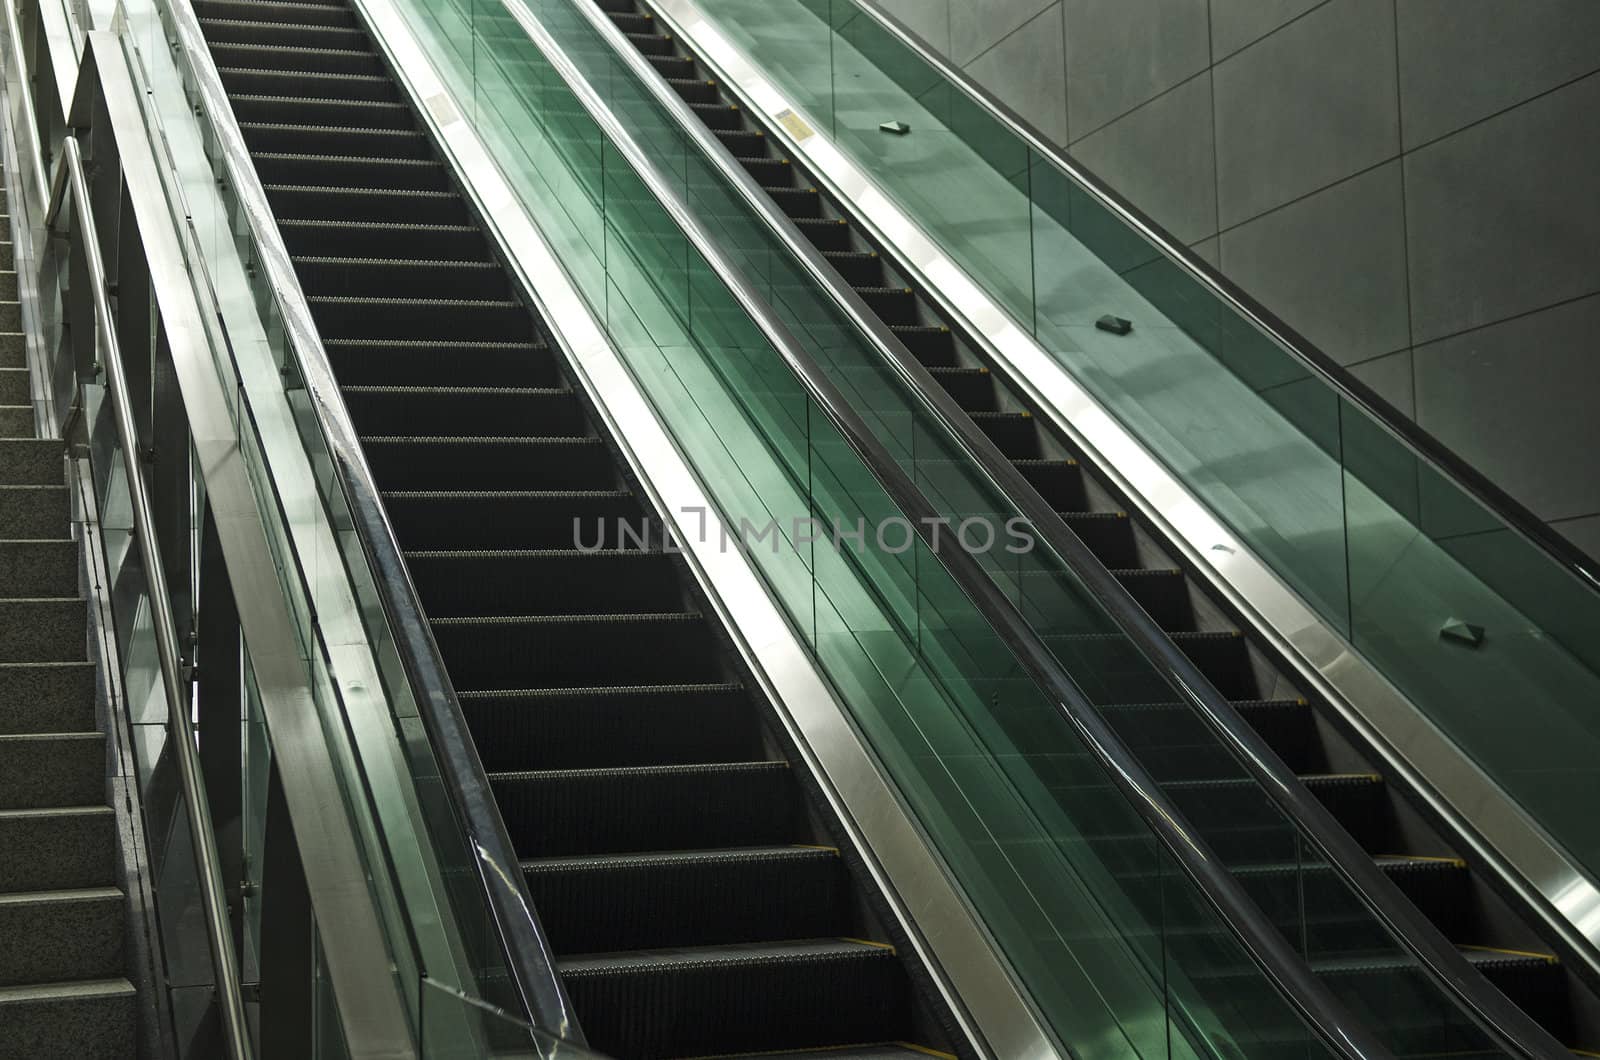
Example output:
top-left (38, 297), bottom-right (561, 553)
top-left (1405, 72), bottom-right (1600, 343)
top-left (1412, 294), bottom-right (1600, 522)
top-left (870, 0), bottom-right (952, 53)
top-left (1219, 163), bottom-right (1410, 364)
top-left (1397, 0), bottom-right (1600, 148)
top-left (1347, 349), bottom-right (1415, 418)
top-left (1071, 73), bottom-right (1217, 243)
top-left (1062, 0), bottom-right (1210, 137)
top-left (1209, 0), bottom-right (1326, 59)
top-left (963, 5), bottom-right (1069, 145)
top-left (1554, 515), bottom-right (1600, 565)
top-left (1190, 236), bottom-right (1220, 266)
top-left (1214, 0), bottom-right (1399, 226)
top-left (949, 0), bottom-right (1056, 64)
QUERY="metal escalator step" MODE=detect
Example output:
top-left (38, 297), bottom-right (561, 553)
top-left (268, 184), bottom-right (464, 226)
top-left (1044, 629), bottom-right (1254, 702)
top-left (1098, 698), bottom-right (1315, 773)
top-left (196, 16), bottom-right (368, 49)
top-left (406, 549), bottom-right (683, 616)
top-left (217, 66), bottom-right (396, 101)
top-left (256, 154), bottom-right (444, 192)
top-left (292, 256), bottom-right (505, 299)
top-left (688, 101), bottom-right (744, 131)
top-left (790, 215), bottom-right (851, 252)
top-left (712, 1048), bottom-right (938, 1059)
top-left (0, 978), bottom-right (136, 1060)
top-left (1110, 567), bottom-right (1193, 631)
top-left (1012, 456), bottom-right (1086, 512)
top-left (714, 127), bottom-right (768, 155)
top-left (306, 294), bottom-right (528, 341)
top-left (276, 218), bottom-right (487, 259)
top-left (851, 284), bottom-right (918, 325)
top-left (382, 489), bottom-right (640, 550)
top-left (340, 384), bottom-right (578, 436)
top-left (606, 11), bottom-right (656, 34)
top-left (194, 0), bottom-right (356, 26)
top-left (766, 185), bottom-right (821, 218)
top-left (921, 365), bottom-right (994, 411)
top-left (821, 248), bottom-right (884, 288)
top-left (325, 338), bottom-right (552, 387)
top-left (460, 682), bottom-right (757, 770)
top-left (0, 889), bottom-right (125, 990)
top-left (491, 760), bottom-right (803, 856)
top-left (666, 77), bottom-right (719, 105)
top-left (628, 32), bottom-right (678, 58)
top-left (0, 735), bottom-right (104, 809)
top-left (888, 324), bottom-right (954, 366)
top-left (1057, 510), bottom-right (1136, 568)
top-left (229, 94), bottom-right (413, 129)
top-left (205, 41), bottom-right (384, 76)
top-left (968, 409), bottom-right (1037, 458)
top-left (645, 52), bottom-right (696, 78)
top-left (523, 845), bottom-right (851, 954)
top-left (242, 121), bottom-right (428, 156)
top-left (557, 939), bottom-right (911, 1058)
top-left (361, 436), bottom-right (611, 491)
top-left (430, 610), bottom-right (723, 688)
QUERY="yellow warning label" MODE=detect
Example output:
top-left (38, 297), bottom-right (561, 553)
top-left (774, 108), bottom-right (815, 141)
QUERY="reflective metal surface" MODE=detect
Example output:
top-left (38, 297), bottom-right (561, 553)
top-left (45, 131), bottom-right (254, 1060)
top-left (647, 0), bottom-right (1600, 994)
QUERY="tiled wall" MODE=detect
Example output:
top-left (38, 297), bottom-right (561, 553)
top-left (866, 0), bottom-right (1600, 560)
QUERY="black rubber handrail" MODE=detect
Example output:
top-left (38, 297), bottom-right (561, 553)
top-left (848, 0), bottom-right (1600, 598)
top-left (536, 0), bottom-right (1571, 1054)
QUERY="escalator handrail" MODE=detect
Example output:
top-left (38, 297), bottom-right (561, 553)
top-left (556, 1), bottom-right (1573, 1055)
top-left (855, 0), bottom-right (1600, 598)
top-left (47, 133), bottom-right (254, 1060)
top-left (498, 3), bottom-right (1405, 1057)
top-left (154, 0), bottom-right (584, 1039)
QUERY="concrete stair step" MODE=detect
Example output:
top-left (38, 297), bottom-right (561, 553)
top-left (0, 485), bottom-right (70, 537)
top-left (0, 734), bottom-right (104, 809)
top-left (0, 540), bottom-right (78, 597)
top-left (0, 439), bottom-right (62, 486)
top-left (0, 662), bottom-right (97, 734)
top-left (0, 599), bottom-right (86, 662)
top-left (0, 977), bottom-right (136, 1059)
top-left (0, 807), bottom-right (116, 891)
top-left (0, 888), bottom-right (125, 989)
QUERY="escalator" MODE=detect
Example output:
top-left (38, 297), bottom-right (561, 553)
top-left (591, 0), bottom-right (1600, 1054)
top-left (192, 2), bottom-right (964, 1055)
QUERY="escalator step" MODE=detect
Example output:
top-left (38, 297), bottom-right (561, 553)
top-left (791, 216), bottom-right (852, 253)
top-left (1013, 457), bottom-right (1086, 511)
top-left (823, 249), bottom-right (886, 288)
top-left (196, 17), bottom-right (368, 49)
top-left (523, 845), bottom-right (851, 953)
top-left (430, 611), bottom-right (722, 687)
top-left (229, 95), bottom-right (412, 128)
top-left (194, 0), bottom-right (357, 26)
top-left (1099, 698), bottom-right (1317, 774)
top-left (205, 41), bottom-right (384, 76)
top-left (307, 294), bottom-right (528, 340)
top-left (460, 682), bottom-right (758, 769)
top-left (689, 101), bottom-right (744, 131)
top-left (889, 324), bottom-right (955, 367)
top-left (267, 184), bottom-right (465, 226)
top-left (852, 285), bottom-right (918, 325)
top-left (738, 155), bottom-right (793, 187)
top-left (490, 760), bottom-right (803, 855)
top-left (715, 128), bottom-right (769, 155)
top-left (293, 256), bottom-right (506, 298)
top-left (969, 410), bottom-right (1038, 458)
top-left (607, 11), bottom-right (656, 33)
top-left (646, 53), bottom-right (697, 79)
top-left (925, 365), bottom-right (995, 411)
top-left (242, 122), bottom-right (429, 157)
top-left (217, 65), bottom-right (396, 101)
top-left (558, 939), bottom-right (911, 1058)
top-left (1044, 629), bottom-right (1254, 702)
top-left (406, 549), bottom-right (683, 616)
top-left (626, 32), bottom-right (676, 58)
top-left (1111, 568), bottom-right (1193, 631)
top-left (1058, 510), bottom-right (1137, 568)
top-left (341, 385), bottom-right (579, 436)
top-left (325, 338), bottom-right (553, 387)
top-left (361, 436), bottom-right (612, 491)
top-left (382, 489), bottom-right (642, 550)
top-left (666, 77), bottom-right (719, 105)
top-left (276, 218), bottom-right (489, 259)
top-left (255, 154), bottom-right (444, 190)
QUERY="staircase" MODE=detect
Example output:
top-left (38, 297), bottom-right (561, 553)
top-left (0, 179), bottom-right (137, 1058)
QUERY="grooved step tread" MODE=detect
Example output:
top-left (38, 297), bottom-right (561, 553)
top-left (524, 844), bottom-right (837, 875)
top-left (559, 938), bottom-right (894, 976)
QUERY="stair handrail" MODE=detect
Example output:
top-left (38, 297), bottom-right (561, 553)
top-left (46, 133), bottom-right (254, 1060)
top-left (534, 0), bottom-right (1572, 1055)
top-left (149, 0), bottom-right (584, 1038)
